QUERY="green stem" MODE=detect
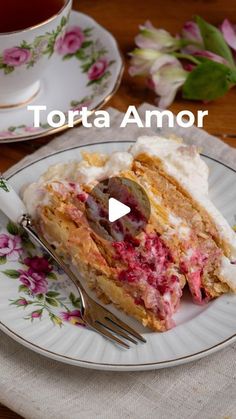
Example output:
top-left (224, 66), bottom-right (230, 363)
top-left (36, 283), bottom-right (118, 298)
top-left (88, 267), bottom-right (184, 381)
top-left (180, 39), bottom-right (203, 49)
top-left (173, 52), bottom-right (201, 65)
top-left (59, 300), bottom-right (70, 311)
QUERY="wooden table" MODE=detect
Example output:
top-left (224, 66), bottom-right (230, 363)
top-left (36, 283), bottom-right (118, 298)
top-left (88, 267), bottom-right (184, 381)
top-left (0, 0), bottom-right (236, 417)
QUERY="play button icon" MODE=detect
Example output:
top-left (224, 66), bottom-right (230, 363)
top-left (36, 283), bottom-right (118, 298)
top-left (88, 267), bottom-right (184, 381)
top-left (85, 176), bottom-right (150, 242)
top-left (108, 198), bottom-right (131, 222)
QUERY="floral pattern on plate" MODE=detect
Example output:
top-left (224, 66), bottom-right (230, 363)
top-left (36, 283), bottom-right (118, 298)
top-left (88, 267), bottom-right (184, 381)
top-left (0, 221), bottom-right (85, 328)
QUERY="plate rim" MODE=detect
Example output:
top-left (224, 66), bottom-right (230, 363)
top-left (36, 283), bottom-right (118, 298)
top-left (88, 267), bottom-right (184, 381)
top-left (2, 140), bottom-right (236, 371)
top-left (0, 10), bottom-right (124, 144)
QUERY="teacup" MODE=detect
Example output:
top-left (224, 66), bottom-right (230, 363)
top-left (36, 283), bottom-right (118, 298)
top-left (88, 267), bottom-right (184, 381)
top-left (0, 0), bottom-right (72, 108)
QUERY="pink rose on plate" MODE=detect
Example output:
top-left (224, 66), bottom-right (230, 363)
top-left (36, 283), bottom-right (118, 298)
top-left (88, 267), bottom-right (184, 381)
top-left (55, 26), bottom-right (85, 55)
top-left (0, 233), bottom-right (22, 261)
top-left (24, 256), bottom-right (52, 273)
top-left (3, 47), bottom-right (31, 67)
top-left (17, 298), bottom-right (28, 306)
top-left (19, 269), bottom-right (48, 295)
top-left (88, 58), bottom-right (108, 81)
top-left (31, 310), bottom-right (43, 319)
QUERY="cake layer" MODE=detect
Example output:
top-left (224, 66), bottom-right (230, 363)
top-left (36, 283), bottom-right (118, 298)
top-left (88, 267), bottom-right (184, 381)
top-left (131, 156), bottom-right (230, 303)
top-left (37, 182), bottom-right (185, 331)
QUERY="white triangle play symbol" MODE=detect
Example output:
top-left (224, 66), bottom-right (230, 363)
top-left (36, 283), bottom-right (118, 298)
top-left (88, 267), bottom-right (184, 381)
top-left (108, 197), bottom-right (131, 222)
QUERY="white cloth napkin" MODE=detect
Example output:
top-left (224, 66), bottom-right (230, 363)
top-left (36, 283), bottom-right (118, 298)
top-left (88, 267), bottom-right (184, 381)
top-left (2, 103), bottom-right (236, 419)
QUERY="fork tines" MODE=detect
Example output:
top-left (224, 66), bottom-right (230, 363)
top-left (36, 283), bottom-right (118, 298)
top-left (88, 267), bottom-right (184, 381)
top-left (91, 311), bottom-right (147, 349)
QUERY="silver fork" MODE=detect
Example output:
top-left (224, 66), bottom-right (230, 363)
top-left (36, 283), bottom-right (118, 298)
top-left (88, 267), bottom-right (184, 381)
top-left (0, 176), bottom-right (146, 348)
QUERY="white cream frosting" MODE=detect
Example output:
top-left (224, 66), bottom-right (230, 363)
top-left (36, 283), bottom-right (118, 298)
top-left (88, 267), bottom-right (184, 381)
top-left (38, 161), bottom-right (79, 182)
top-left (219, 256), bottom-right (236, 290)
top-left (76, 152), bottom-right (133, 184)
top-left (22, 182), bottom-right (49, 219)
top-left (130, 136), bottom-right (209, 195)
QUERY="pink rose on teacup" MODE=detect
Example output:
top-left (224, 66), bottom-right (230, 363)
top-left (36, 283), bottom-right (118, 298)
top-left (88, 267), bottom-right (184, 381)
top-left (55, 26), bottom-right (85, 55)
top-left (0, 131), bottom-right (15, 138)
top-left (88, 58), bottom-right (108, 80)
top-left (3, 47), bottom-right (31, 67)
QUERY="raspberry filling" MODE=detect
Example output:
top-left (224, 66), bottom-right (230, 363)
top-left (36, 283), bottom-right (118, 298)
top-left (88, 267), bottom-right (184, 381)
top-left (180, 243), bottom-right (222, 305)
top-left (180, 250), bottom-right (209, 304)
top-left (112, 233), bottom-right (182, 327)
top-left (59, 179), bottom-right (222, 319)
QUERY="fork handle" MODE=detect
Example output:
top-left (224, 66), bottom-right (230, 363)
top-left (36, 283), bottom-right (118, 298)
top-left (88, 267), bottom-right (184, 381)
top-left (0, 175), bottom-right (27, 224)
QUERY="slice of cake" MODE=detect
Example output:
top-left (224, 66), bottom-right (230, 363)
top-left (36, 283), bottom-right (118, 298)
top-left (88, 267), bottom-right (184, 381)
top-left (22, 136), bottom-right (236, 331)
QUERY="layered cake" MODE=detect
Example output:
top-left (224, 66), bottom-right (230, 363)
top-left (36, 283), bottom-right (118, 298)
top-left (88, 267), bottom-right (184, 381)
top-left (23, 136), bottom-right (236, 331)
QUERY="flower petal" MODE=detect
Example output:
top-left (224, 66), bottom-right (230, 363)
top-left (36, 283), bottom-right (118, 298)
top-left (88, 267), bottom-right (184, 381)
top-left (152, 63), bottom-right (187, 108)
top-left (157, 89), bottom-right (179, 109)
top-left (220, 19), bottom-right (236, 51)
top-left (150, 55), bottom-right (181, 74)
top-left (7, 250), bottom-right (20, 261)
top-left (193, 49), bottom-right (229, 65)
top-left (154, 68), bottom-right (186, 96)
top-left (135, 22), bottom-right (179, 52)
top-left (182, 21), bottom-right (203, 43)
top-left (129, 49), bottom-right (162, 76)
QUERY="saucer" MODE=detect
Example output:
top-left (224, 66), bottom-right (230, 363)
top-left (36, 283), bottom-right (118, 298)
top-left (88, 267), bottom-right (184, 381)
top-left (0, 11), bottom-right (123, 143)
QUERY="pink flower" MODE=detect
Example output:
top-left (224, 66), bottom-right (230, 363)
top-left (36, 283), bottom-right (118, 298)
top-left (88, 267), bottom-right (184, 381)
top-left (31, 310), bottom-right (43, 319)
top-left (0, 131), bottom-right (15, 138)
top-left (135, 21), bottom-right (180, 52)
top-left (220, 19), bottom-right (236, 52)
top-left (150, 55), bottom-right (187, 108)
top-left (19, 269), bottom-right (48, 295)
top-left (129, 49), bottom-right (163, 76)
top-left (3, 47), bottom-right (31, 67)
top-left (181, 21), bottom-right (204, 54)
top-left (88, 59), bottom-right (108, 80)
top-left (17, 298), bottom-right (28, 306)
top-left (60, 310), bottom-right (85, 326)
top-left (55, 26), bottom-right (85, 55)
top-left (24, 256), bottom-right (52, 274)
top-left (182, 62), bottom-right (196, 72)
top-left (0, 234), bottom-right (22, 261)
top-left (182, 21), bottom-right (203, 44)
top-left (193, 50), bottom-right (228, 65)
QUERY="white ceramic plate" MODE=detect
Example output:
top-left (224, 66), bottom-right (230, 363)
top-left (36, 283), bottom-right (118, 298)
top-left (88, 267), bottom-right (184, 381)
top-left (1, 141), bottom-right (236, 371)
top-left (0, 11), bottom-right (123, 143)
